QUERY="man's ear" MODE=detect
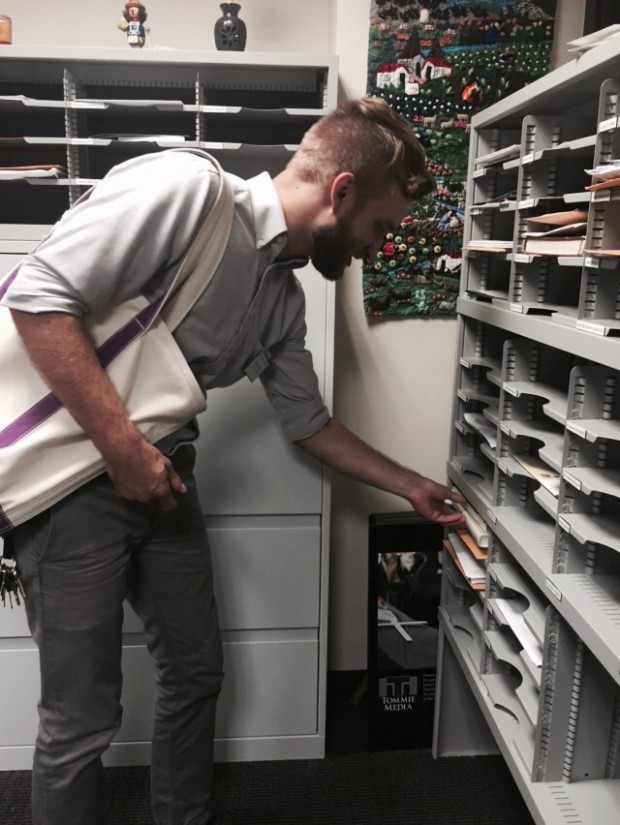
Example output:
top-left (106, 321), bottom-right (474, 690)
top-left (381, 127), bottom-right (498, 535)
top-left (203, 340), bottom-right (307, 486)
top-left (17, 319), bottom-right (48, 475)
top-left (330, 172), bottom-right (356, 216)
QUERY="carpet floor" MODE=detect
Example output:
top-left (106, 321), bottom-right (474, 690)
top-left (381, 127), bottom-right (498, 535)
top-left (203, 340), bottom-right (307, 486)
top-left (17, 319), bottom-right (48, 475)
top-left (0, 673), bottom-right (535, 824)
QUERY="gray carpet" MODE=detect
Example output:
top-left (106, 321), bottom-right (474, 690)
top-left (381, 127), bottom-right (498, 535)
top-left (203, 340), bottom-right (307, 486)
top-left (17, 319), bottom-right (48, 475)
top-left (0, 751), bottom-right (534, 824)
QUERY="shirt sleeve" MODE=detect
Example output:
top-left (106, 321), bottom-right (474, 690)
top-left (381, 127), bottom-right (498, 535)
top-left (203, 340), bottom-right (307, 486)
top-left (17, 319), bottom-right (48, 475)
top-left (1, 151), bottom-right (218, 316)
top-left (259, 277), bottom-right (330, 442)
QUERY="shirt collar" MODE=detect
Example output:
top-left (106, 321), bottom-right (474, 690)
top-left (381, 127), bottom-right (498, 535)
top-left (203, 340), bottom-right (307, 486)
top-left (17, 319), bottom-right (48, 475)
top-left (244, 171), bottom-right (310, 270)
top-left (245, 171), bottom-right (289, 253)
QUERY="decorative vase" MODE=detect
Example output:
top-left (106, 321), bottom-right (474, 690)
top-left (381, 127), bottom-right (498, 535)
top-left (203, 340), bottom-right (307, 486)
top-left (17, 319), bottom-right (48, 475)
top-left (214, 2), bottom-right (247, 52)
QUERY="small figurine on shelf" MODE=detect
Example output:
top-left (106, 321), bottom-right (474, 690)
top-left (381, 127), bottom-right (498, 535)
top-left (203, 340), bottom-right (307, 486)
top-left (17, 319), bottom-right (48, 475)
top-left (118, 1), bottom-right (148, 48)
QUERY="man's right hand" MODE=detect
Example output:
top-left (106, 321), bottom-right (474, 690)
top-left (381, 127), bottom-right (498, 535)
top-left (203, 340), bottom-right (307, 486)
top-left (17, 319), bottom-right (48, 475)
top-left (105, 440), bottom-right (187, 511)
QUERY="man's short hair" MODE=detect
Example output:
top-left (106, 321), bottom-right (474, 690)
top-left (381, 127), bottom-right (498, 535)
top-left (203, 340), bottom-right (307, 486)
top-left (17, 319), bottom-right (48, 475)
top-left (290, 96), bottom-right (435, 200)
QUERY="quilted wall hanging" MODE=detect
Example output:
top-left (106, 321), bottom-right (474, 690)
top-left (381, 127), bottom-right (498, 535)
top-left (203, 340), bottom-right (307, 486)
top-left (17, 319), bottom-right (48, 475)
top-left (363, 0), bottom-right (557, 317)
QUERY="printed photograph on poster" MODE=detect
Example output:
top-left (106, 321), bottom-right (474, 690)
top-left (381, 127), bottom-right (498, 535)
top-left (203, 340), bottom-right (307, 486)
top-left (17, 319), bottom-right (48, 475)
top-left (363, 0), bottom-right (557, 318)
top-left (376, 549), bottom-right (440, 671)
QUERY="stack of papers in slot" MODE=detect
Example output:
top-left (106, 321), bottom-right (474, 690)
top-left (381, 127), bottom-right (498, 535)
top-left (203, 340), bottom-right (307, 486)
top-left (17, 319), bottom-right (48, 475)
top-left (89, 133), bottom-right (187, 143)
top-left (455, 528), bottom-right (487, 561)
top-left (465, 238), bottom-right (513, 253)
top-left (0, 164), bottom-right (66, 179)
top-left (526, 209), bottom-right (588, 227)
top-left (444, 531), bottom-right (486, 590)
top-left (523, 221), bottom-right (586, 256)
top-left (487, 597), bottom-right (543, 668)
top-left (513, 454), bottom-right (561, 497)
top-left (586, 163), bottom-right (620, 181)
top-left (450, 500), bottom-right (489, 547)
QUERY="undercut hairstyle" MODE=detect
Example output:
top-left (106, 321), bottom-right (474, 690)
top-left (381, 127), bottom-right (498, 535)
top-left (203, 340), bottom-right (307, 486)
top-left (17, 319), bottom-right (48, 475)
top-left (289, 96), bottom-right (436, 201)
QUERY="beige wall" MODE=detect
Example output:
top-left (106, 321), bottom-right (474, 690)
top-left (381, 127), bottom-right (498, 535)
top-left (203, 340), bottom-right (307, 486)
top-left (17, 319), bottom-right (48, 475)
top-left (0, 0), bottom-right (588, 670)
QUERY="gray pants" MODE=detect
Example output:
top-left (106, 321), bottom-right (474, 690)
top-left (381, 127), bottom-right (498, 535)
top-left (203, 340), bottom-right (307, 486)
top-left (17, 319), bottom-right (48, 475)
top-left (13, 445), bottom-right (224, 825)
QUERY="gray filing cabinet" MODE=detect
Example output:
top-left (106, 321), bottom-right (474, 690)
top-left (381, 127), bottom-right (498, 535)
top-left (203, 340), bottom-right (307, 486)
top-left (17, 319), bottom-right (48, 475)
top-left (0, 46), bottom-right (337, 767)
top-left (434, 36), bottom-right (620, 825)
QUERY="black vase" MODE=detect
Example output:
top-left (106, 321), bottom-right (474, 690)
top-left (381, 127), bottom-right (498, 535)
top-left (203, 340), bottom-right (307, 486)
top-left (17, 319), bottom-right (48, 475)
top-left (214, 2), bottom-right (247, 51)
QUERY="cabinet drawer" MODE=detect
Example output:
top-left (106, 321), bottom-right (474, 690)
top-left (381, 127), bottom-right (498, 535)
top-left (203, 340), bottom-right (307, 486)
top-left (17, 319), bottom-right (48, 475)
top-left (0, 646), bottom-right (39, 745)
top-left (0, 603), bottom-right (30, 638)
top-left (216, 637), bottom-right (319, 738)
top-left (112, 636), bottom-right (319, 742)
top-left (2, 519), bottom-right (322, 639)
top-left (193, 383), bottom-right (325, 517)
top-left (208, 519), bottom-right (322, 630)
top-left (0, 635), bottom-right (319, 747)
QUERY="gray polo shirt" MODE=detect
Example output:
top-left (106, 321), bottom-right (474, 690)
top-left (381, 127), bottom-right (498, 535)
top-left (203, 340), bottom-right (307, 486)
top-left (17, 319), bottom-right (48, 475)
top-left (2, 150), bottom-right (330, 445)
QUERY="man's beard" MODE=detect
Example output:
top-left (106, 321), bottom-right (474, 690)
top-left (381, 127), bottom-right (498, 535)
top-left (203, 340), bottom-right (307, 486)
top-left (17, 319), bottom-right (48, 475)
top-left (310, 219), bottom-right (356, 282)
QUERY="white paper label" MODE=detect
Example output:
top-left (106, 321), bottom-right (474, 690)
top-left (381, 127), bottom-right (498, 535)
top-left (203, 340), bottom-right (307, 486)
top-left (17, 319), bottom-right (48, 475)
top-left (487, 509), bottom-right (497, 524)
top-left (599, 116), bottom-right (617, 132)
top-left (558, 516), bottom-right (570, 533)
top-left (585, 256), bottom-right (599, 268)
top-left (509, 302), bottom-right (524, 313)
top-left (504, 384), bottom-right (519, 396)
top-left (545, 579), bottom-right (562, 601)
top-left (577, 320), bottom-right (606, 335)
top-left (519, 198), bottom-right (536, 209)
top-left (455, 421), bottom-right (465, 434)
top-left (593, 191), bottom-right (611, 202)
top-left (497, 461), bottom-right (508, 474)
top-left (460, 358), bottom-right (471, 368)
top-left (513, 253), bottom-right (530, 264)
top-left (473, 169), bottom-right (486, 179)
top-left (500, 423), bottom-right (511, 435)
top-left (522, 152), bottom-right (535, 165)
top-left (563, 471), bottom-right (581, 490)
top-left (71, 101), bottom-right (105, 109)
top-left (457, 390), bottom-right (467, 402)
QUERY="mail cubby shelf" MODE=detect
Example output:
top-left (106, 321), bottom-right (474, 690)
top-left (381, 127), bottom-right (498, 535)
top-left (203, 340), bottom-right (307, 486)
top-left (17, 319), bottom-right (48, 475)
top-left (458, 298), bottom-right (620, 370)
top-left (438, 35), bottom-right (620, 825)
top-left (448, 457), bottom-right (494, 519)
top-left (502, 339), bottom-right (577, 426)
top-left (509, 255), bottom-right (582, 321)
top-left (514, 115), bottom-right (593, 203)
top-left (458, 315), bottom-right (509, 383)
top-left (565, 363), bottom-right (620, 441)
top-left (469, 206), bottom-right (516, 245)
top-left (470, 165), bottom-right (519, 209)
top-left (594, 78), bottom-right (620, 163)
top-left (438, 607), bottom-right (620, 825)
top-left (536, 612), bottom-right (620, 783)
top-left (0, 46), bottom-right (337, 226)
top-left (485, 561), bottom-right (544, 689)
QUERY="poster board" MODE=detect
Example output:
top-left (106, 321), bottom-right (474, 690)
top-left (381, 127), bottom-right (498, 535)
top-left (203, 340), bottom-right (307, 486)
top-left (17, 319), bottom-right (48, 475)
top-left (368, 512), bottom-right (445, 750)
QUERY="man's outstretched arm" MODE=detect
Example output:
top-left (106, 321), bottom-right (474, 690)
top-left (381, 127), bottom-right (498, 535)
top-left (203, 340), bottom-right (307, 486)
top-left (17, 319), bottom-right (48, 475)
top-left (296, 417), bottom-right (466, 526)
